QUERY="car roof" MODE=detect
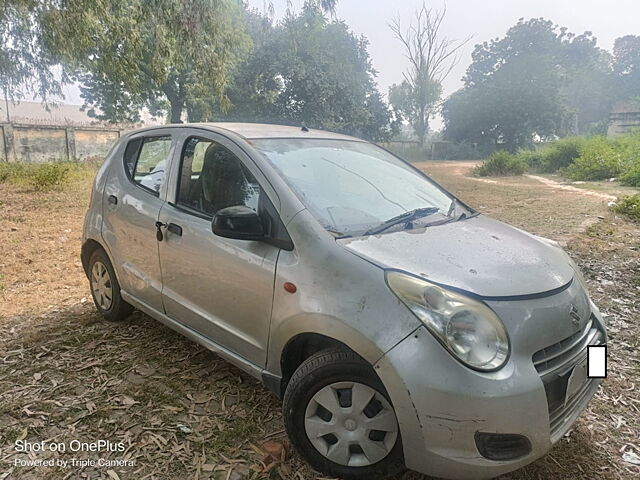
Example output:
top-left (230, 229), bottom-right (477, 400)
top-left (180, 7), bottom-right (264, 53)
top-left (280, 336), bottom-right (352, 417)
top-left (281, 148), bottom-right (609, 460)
top-left (128, 122), bottom-right (365, 142)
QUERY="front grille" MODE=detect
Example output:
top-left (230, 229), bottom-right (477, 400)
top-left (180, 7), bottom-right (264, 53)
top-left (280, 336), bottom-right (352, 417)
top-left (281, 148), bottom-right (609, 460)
top-left (533, 314), bottom-right (606, 441)
top-left (533, 316), bottom-right (602, 377)
top-left (549, 378), bottom-right (598, 440)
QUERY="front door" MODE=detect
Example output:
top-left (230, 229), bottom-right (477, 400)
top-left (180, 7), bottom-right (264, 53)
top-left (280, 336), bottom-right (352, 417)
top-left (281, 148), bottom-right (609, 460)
top-left (157, 134), bottom-right (279, 367)
top-left (102, 133), bottom-right (173, 312)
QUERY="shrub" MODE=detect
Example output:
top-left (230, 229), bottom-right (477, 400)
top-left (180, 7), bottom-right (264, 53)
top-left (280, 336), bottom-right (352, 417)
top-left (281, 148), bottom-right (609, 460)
top-left (515, 149), bottom-right (546, 171)
top-left (615, 132), bottom-right (640, 187)
top-left (473, 150), bottom-right (527, 177)
top-left (540, 137), bottom-right (585, 173)
top-left (563, 137), bottom-right (623, 181)
top-left (0, 162), bottom-right (26, 183)
top-left (0, 161), bottom-right (86, 190)
top-left (612, 194), bottom-right (640, 222)
top-left (620, 161), bottom-right (640, 187)
top-left (28, 163), bottom-right (72, 190)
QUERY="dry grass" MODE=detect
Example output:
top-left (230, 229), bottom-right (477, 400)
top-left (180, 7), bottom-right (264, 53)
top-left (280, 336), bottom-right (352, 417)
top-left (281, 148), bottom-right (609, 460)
top-left (0, 161), bottom-right (638, 479)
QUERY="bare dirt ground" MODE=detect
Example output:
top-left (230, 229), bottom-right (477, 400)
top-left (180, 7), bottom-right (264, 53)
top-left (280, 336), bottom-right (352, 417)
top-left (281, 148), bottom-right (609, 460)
top-left (1, 161), bottom-right (639, 480)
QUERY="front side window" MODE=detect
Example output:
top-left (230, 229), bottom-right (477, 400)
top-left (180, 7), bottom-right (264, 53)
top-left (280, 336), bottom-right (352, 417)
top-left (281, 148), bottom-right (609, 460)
top-left (177, 137), bottom-right (261, 217)
top-left (124, 136), bottom-right (171, 195)
top-left (253, 139), bottom-right (457, 236)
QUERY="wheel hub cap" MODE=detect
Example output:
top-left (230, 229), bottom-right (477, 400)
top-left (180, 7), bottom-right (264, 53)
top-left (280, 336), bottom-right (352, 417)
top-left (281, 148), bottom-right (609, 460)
top-left (344, 418), bottom-right (357, 431)
top-left (91, 261), bottom-right (113, 310)
top-left (304, 381), bottom-right (399, 467)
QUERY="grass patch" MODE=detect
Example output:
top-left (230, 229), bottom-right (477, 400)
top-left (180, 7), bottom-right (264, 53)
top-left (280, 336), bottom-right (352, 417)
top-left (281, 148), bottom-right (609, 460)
top-left (612, 194), bottom-right (640, 222)
top-left (473, 150), bottom-right (527, 176)
top-left (0, 160), bottom-right (98, 191)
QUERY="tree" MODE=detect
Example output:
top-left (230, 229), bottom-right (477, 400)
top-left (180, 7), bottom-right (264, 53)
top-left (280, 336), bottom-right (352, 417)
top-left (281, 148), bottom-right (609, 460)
top-left (443, 57), bottom-right (567, 151)
top-left (613, 35), bottom-right (640, 102)
top-left (43, 0), bottom-right (251, 123)
top-left (444, 18), bottom-right (615, 150)
top-left (389, 3), bottom-right (469, 145)
top-left (0, 0), bottom-right (62, 118)
top-left (220, 3), bottom-right (395, 141)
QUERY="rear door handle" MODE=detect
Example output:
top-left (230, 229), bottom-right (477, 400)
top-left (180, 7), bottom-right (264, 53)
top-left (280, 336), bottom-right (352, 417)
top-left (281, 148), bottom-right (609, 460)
top-left (107, 195), bottom-right (118, 205)
top-left (167, 223), bottom-right (183, 236)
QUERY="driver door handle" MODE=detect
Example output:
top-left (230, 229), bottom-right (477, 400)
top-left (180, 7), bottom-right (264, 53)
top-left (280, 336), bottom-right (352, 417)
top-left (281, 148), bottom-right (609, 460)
top-left (167, 223), bottom-right (183, 237)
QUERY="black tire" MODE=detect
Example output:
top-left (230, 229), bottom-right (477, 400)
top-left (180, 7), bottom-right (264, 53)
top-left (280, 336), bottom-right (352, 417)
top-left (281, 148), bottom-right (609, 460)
top-left (283, 349), bottom-right (405, 480)
top-left (88, 248), bottom-right (133, 321)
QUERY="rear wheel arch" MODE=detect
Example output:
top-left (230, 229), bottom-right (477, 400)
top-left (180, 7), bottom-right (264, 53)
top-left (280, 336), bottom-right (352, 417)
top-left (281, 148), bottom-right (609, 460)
top-left (81, 239), bottom-right (105, 277)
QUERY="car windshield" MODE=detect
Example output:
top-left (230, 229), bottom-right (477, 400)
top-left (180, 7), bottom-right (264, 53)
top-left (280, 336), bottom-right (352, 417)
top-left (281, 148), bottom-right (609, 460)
top-left (252, 138), bottom-right (456, 236)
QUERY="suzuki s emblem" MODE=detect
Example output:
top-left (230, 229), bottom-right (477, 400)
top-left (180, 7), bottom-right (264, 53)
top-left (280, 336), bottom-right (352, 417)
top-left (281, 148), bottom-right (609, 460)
top-left (569, 304), bottom-right (581, 327)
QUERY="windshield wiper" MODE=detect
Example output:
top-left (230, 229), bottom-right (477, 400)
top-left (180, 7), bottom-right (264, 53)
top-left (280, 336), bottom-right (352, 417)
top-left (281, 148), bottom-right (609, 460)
top-left (363, 207), bottom-right (440, 236)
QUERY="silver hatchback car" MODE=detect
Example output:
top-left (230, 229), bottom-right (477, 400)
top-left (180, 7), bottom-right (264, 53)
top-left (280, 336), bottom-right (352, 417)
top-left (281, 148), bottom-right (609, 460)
top-left (82, 123), bottom-right (606, 479)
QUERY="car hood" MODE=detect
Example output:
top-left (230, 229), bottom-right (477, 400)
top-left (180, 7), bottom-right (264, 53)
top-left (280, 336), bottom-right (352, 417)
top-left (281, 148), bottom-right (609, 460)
top-left (337, 215), bottom-right (575, 298)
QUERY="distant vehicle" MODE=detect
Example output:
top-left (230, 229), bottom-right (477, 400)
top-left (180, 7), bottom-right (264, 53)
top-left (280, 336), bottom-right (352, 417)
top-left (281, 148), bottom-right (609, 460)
top-left (81, 123), bottom-right (607, 479)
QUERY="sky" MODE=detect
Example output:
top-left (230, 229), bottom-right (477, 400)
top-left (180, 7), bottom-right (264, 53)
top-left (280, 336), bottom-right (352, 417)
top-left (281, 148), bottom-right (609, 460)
top-left (57, 0), bottom-right (640, 123)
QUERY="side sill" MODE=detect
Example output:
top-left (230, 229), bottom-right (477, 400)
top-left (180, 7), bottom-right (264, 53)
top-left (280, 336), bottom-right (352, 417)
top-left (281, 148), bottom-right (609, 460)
top-left (261, 372), bottom-right (284, 399)
top-left (121, 290), bottom-right (265, 382)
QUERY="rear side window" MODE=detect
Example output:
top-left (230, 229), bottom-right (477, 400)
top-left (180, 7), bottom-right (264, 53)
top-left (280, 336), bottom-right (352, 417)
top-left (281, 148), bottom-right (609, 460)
top-left (123, 136), bottom-right (171, 195)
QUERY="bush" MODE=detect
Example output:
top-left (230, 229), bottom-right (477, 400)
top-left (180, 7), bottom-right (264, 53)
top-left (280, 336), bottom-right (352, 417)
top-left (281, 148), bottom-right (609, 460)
top-left (29, 163), bottom-right (72, 190)
top-left (615, 132), bottom-right (640, 187)
top-left (0, 161), bottom-right (90, 190)
top-left (612, 194), bottom-right (640, 222)
top-left (473, 150), bottom-right (527, 177)
top-left (515, 149), bottom-right (546, 170)
top-left (0, 162), bottom-right (26, 183)
top-left (540, 137), bottom-right (586, 173)
top-left (563, 137), bottom-right (623, 181)
top-left (620, 161), bottom-right (640, 187)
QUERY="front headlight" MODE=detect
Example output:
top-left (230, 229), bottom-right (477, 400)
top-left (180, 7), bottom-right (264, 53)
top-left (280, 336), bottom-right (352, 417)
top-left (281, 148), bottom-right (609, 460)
top-left (386, 271), bottom-right (510, 371)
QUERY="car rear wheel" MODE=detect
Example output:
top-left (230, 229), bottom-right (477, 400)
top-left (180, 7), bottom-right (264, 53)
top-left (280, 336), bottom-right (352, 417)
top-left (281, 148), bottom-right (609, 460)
top-left (283, 349), bottom-right (404, 479)
top-left (88, 249), bottom-right (133, 321)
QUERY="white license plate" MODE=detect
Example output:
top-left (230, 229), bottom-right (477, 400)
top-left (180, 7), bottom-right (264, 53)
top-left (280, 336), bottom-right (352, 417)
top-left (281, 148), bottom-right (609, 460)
top-left (565, 357), bottom-right (588, 404)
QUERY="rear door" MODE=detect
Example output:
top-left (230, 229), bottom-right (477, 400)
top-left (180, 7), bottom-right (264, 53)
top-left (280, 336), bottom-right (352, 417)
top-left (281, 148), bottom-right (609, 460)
top-left (157, 132), bottom-right (280, 367)
top-left (102, 132), bottom-right (175, 312)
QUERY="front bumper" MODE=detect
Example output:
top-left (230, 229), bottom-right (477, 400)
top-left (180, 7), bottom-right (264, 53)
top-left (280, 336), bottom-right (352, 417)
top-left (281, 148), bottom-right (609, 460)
top-left (374, 284), bottom-right (606, 480)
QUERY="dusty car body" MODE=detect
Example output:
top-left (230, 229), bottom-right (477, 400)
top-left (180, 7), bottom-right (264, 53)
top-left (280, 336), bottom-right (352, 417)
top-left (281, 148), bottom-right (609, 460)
top-left (82, 123), bottom-right (606, 479)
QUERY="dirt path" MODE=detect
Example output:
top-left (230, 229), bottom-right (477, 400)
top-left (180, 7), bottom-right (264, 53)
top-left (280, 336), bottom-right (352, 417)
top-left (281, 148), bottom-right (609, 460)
top-left (525, 174), bottom-right (618, 200)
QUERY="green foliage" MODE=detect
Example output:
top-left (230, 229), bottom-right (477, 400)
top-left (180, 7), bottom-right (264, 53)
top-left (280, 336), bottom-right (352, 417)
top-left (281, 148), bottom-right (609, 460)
top-left (473, 151), bottom-right (527, 177)
top-left (29, 162), bottom-right (71, 190)
top-left (514, 149), bottom-right (546, 170)
top-left (221, 5), bottom-right (394, 141)
top-left (613, 36), bottom-right (640, 103)
top-left (44, 0), bottom-right (251, 123)
top-left (0, 162), bottom-right (25, 183)
top-left (0, 161), bottom-right (94, 190)
top-left (614, 132), bottom-right (640, 186)
top-left (612, 194), bottom-right (640, 222)
top-left (620, 162), bottom-right (640, 187)
top-left (563, 137), bottom-right (623, 180)
top-left (539, 137), bottom-right (586, 172)
top-left (388, 79), bottom-right (441, 144)
top-left (444, 18), bottom-right (615, 150)
top-left (0, 0), bottom-right (61, 102)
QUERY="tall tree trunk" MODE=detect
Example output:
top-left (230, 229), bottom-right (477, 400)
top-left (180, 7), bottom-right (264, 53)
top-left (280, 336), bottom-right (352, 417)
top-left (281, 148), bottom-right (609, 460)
top-left (168, 95), bottom-right (184, 124)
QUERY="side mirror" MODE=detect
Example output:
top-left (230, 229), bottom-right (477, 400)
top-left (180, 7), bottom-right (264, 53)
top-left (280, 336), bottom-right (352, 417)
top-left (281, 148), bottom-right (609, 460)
top-left (212, 205), bottom-right (265, 241)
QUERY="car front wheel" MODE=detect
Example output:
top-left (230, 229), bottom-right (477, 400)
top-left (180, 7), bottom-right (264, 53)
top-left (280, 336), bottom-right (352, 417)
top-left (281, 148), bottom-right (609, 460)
top-left (283, 349), bottom-right (404, 479)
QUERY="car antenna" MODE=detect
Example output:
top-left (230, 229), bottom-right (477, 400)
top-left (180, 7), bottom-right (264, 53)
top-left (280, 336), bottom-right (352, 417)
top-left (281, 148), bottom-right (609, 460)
top-left (301, 123), bottom-right (309, 132)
